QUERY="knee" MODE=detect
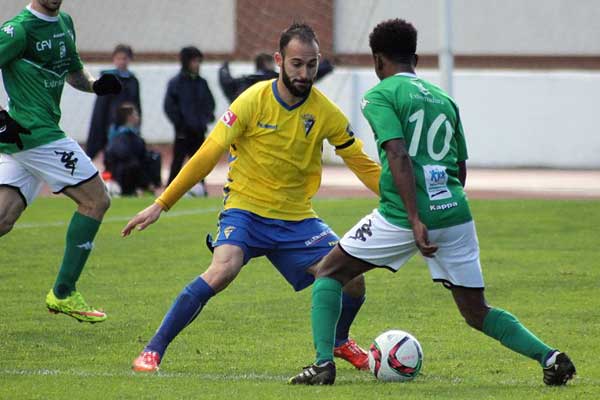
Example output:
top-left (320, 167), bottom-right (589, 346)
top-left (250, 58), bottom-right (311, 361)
top-left (460, 306), bottom-right (490, 331)
top-left (342, 274), bottom-right (365, 297)
top-left (0, 210), bottom-right (19, 236)
top-left (81, 192), bottom-right (111, 218)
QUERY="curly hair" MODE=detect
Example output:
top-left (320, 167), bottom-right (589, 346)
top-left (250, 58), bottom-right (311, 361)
top-left (279, 22), bottom-right (320, 56)
top-left (369, 19), bottom-right (417, 62)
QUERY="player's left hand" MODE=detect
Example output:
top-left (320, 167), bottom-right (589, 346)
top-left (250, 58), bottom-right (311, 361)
top-left (0, 110), bottom-right (31, 150)
top-left (93, 74), bottom-right (122, 96)
top-left (121, 203), bottom-right (163, 237)
top-left (411, 220), bottom-right (438, 258)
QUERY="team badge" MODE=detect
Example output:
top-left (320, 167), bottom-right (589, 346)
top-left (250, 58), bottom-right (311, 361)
top-left (301, 113), bottom-right (315, 136)
top-left (223, 226), bottom-right (236, 239)
top-left (345, 123), bottom-right (355, 137)
top-left (59, 41), bottom-right (66, 59)
top-left (221, 110), bottom-right (238, 127)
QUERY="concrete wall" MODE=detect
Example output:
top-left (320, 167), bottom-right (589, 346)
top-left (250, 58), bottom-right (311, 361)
top-left (2, 63), bottom-right (599, 168)
top-left (335, 0), bottom-right (600, 55)
top-left (2, 0), bottom-right (600, 55)
top-left (0, 0), bottom-right (236, 53)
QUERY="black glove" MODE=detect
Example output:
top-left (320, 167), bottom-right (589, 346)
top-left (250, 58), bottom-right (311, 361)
top-left (0, 110), bottom-right (31, 150)
top-left (92, 74), bottom-right (122, 96)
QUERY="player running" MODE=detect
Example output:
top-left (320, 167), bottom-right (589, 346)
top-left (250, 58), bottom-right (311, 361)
top-left (123, 23), bottom-right (381, 372)
top-left (289, 18), bottom-right (576, 386)
top-left (0, 0), bottom-right (121, 323)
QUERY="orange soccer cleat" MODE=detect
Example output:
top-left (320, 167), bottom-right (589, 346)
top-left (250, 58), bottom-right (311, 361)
top-left (334, 338), bottom-right (369, 370)
top-left (132, 351), bottom-right (161, 372)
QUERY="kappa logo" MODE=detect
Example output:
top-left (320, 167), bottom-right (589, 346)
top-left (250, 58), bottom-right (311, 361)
top-left (223, 226), bottom-right (235, 239)
top-left (76, 241), bottom-right (94, 250)
top-left (410, 80), bottom-right (431, 96)
top-left (221, 110), bottom-right (238, 127)
top-left (360, 98), bottom-right (369, 110)
top-left (348, 219), bottom-right (373, 242)
top-left (301, 113), bottom-right (315, 136)
top-left (2, 25), bottom-right (14, 37)
top-left (54, 150), bottom-right (78, 176)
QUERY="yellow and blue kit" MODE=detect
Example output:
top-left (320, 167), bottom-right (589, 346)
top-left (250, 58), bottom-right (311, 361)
top-left (156, 79), bottom-right (380, 219)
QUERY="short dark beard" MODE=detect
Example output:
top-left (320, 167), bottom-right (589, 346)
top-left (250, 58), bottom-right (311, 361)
top-left (281, 63), bottom-right (312, 98)
top-left (39, 0), bottom-right (61, 12)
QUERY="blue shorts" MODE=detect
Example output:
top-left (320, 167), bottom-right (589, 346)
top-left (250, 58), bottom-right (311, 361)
top-left (212, 209), bottom-right (339, 291)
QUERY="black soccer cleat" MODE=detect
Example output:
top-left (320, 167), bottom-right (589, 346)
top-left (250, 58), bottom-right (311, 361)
top-left (543, 352), bottom-right (576, 386)
top-left (288, 361), bottom-right (336, 385)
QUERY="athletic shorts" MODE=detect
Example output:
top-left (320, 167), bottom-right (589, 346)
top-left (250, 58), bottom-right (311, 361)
top-left (339, 209), bottom-right (484, 289)
top-left (0, 137), bottom-right (98, 206)
top-left (212, 208), bottom-right (339, 291)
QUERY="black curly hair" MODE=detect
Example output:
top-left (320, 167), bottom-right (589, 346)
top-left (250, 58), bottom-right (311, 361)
top-left (369, 19), bottom-right (417, 63)
top-left (279, 22), bottom-right (320, 56)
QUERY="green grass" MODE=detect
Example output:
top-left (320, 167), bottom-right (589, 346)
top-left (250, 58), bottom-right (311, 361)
top-left (0, 197), bottom-right (598, 399)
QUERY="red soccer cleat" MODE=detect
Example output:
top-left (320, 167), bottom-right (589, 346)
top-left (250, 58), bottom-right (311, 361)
top-left (334, 338), bottom-right (369, 370)
top-left (132, 351), bottom-right (161, 372)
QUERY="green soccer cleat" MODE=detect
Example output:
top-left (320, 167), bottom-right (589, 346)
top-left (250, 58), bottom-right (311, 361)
top-left (46, 290), bottom-right (107, 323)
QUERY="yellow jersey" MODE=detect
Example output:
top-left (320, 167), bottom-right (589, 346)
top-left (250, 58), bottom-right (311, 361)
top-left (210, 80), bottom-right (364, 220)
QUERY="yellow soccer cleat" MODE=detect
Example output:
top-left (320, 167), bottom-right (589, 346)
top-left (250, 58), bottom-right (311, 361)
top-left (46, 290), bottom-right (107, 323)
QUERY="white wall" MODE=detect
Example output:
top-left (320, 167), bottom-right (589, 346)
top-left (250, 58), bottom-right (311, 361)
top-left (2, 63), bottom-right (599, 168)
top-left (335, 0), bottom-right (600, 55)
top-left (0, 0), bottom-right (236, 53)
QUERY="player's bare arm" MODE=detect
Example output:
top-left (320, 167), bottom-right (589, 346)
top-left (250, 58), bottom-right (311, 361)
top-left (458, 160), bottom-right (467, 187)
top-left (66, 68), bottom-right (95, 92)
top-left (121, 203), bottom-right (164, 237)
top-left (67, 68), bottom-right (122, 95)
top-left (383, 138), bottom-right (437, 257)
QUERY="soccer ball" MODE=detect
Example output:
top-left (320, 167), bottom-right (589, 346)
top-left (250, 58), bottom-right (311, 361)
top-left (368, 330), bottom-right (423, 382)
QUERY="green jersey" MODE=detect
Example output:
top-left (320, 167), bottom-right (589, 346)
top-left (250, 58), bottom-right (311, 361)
top-left (0, 7), bottom-right (83, 153)
top-left (361, 73), bottom-right (472, 229)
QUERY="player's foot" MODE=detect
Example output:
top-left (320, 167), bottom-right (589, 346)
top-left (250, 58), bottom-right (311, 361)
top-left (288, 361), bottom-right (336, 385)
top-left (334, 338), bottom-right (369, 370)
top-left (46, 290), bottom-right (107, 323)
top-left (132, 350), bottom-right (161, 372)
top-left (543, 351), bottom-right (576, 386)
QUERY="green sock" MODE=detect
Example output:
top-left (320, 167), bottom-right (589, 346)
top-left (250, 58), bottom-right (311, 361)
top-left (53, 212), bottom-right (101, 299)
top-left (482, 308), bottom-right (554, 366)
top-left (312, 277), bottom-right (343, 365)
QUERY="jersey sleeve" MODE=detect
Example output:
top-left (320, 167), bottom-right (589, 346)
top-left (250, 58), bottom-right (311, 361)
top-left (63, 14), bottom-right (83, 72)
top-left (208, 89), bottom-right (253, 148)
top-left (361, 89), bottom-right (404, 144)
top-left (0, 22), bottom-right (26, 68)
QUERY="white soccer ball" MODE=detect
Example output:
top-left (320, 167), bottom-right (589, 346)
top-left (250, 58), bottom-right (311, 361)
top-left (368, 329), bottom-right (423, 382)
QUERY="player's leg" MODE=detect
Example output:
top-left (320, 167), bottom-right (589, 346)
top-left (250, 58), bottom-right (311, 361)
top-left (167, 137), bottom-right (187, 184)
top-left (429, 221), bottom-right (575, 385)
top-left (133, 244), bottom-right (245, 372)
top-left (266, 216), bottom-right (370, 369)
top-left (13, 138), bottom-right (109, 322)
top-left (0, 187), bottom-right (26, 236)
top-left (290, 210), bottom-right (415, 385)
top-left (0, 153), bottom-right (42, 235)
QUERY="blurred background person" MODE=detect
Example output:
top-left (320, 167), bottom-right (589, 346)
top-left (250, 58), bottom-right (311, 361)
top-left (86, 44), bottom-right (141, 161)
top-left (219, 52), bottom-right (335, 103)
top-left (104, 103), bottom-right (159, 196)
top-left (164, 46), bottom-right (215, 195)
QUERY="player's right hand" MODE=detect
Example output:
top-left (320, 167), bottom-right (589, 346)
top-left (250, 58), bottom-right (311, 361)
top-left (121, 203), bottom-right (163, 237)
top-left (0, 110), bottom-right (31, 150)
top-left (411, 220), bottom-right (438, 258)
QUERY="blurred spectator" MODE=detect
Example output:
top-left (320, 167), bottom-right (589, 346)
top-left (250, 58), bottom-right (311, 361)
top-left (218, 52), bottom-right (335, 103)
top-left (164, 46), bottom-right (215, 192)
top-left (86, 44), bottom-right (141, 160)
top-left (104, 103), bottom-right (160, 196)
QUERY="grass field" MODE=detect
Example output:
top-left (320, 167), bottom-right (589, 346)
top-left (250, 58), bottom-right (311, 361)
top-left (1, 197), bottom-right (598, 399)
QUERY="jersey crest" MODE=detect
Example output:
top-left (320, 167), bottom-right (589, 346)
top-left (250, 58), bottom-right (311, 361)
top-left (301, 113), bottom-right (315, 136)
